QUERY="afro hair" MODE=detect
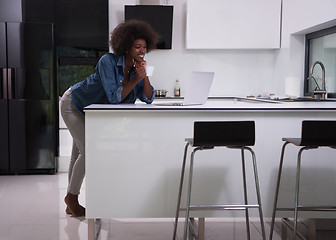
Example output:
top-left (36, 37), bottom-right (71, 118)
top-left (110, 19), bottom-right (160, 56)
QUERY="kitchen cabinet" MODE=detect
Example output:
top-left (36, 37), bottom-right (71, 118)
top-left (1, 0), bottom-right (57, 174)
top-left (186, 0), bottom-right (281, 49)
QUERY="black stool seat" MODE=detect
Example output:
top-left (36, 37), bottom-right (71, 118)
top-left (172, 121), bottom-right (266, 240)
top-left (192, 121), bottom-right (255, 147)
top-left (283, 120), bottom-right (336, 147)
top-left (269, 120), bottom-right (336, 240)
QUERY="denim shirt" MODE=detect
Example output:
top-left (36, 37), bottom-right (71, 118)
top-left (70, 53), bottom-right (155, 115)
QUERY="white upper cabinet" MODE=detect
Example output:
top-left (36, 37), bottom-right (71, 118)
top-left (186, 0), bottom-right (282, 49)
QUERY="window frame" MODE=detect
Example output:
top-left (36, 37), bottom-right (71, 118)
top-left (304, 25), bottom-right (336, 96)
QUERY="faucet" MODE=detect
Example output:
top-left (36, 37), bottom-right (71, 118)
top-left (308, 61), bottom-right (326, 100)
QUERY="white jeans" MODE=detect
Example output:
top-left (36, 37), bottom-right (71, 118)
top-left (60, 89), bottom-right (85, 195)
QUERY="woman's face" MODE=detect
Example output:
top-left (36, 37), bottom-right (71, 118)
top-left (127, 39), bottom-right (147, 62)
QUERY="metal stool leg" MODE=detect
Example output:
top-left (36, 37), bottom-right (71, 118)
top-left (247, 147), bottom-right (266, 240)
top-left (241, 148), bottom-right (251, 240)
top-left (269, 141), bottom-right (289, 240)
top-left (173, 142), bottom-right (190, 240)
top-left (293, 147), bottom-right (307, 240)
top-left (184, 147), bottom-right (201, 240)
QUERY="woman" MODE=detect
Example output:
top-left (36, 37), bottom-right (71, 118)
top-left (60, 19), bottom-right (159, 217)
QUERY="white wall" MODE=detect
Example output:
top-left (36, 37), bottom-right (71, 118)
top-left (108, 0), bottom-right (336, 98)
top-left (58, 0), bottom-right (336, 172)
top-left (109, 0), bottom-right (276, 97)
top-left (273, 0), bottom-right (336, 96)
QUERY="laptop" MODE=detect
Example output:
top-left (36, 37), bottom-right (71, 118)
top-left (156, 71), bottom-right (214, 106)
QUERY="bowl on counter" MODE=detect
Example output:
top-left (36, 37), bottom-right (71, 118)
top-left (328, 93), bottom-right (336, 98)
top-left (155, 89), bottom-right (168, 97)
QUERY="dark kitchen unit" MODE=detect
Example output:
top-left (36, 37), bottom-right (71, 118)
top-left (125, 5), bottom-right (174, 49)
top-left (0, 0), bottom-right (109, 174)
top-left (0, 0), bottom-right (56, 174)
top-left (55, 0), bottom-right (109, 97)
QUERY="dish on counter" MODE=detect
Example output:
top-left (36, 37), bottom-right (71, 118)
top-left (155, 89), bottom-right (168, 97)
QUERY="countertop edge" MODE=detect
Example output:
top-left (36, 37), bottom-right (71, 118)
top-left (84, 105), bottom-right (336, 112)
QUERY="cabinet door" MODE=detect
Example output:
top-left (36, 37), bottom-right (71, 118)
top-left (0, 0), bottom-right (22, 22)
top-left (0, 22), bottom-right (9, 173)
top-left (186, 0), bottom-right (281, 49)
top-left (7, 22), bottom-right (56, 173)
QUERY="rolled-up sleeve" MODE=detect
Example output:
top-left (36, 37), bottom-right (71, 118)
top-left (138, 85), bottom-right (155, 104)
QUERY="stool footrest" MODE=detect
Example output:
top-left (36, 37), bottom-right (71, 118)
top-left (180, 204), bottom-right (260, 211)
top-left (281, 218), bottom-right (307, 240)
top-left (277, 206), bottom-right (336, 211)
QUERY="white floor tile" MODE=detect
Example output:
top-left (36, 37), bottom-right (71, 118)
top-left (7, 225), bottom-right (61, 240)
top-left (108, 221), bottom-right (173, 240)
top-left (0, 173), bottom-right (282, 240)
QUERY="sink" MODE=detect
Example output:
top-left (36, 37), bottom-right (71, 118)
top-left (208, 97), bottom-right (280, 104)
top-left (281, 97), bottom-right (336, 102)
top-left (236, 97), bottom-right (280, 104)
top-left (209, 96), bottom-right (336, 103)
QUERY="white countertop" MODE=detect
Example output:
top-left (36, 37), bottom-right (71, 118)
top-left (84, 97), bottom-right (336, 112)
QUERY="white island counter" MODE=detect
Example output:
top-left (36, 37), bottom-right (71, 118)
top-left (85, 98), bottom-right (336, 229)
top-left (85, 97), bottom-right (336, 112)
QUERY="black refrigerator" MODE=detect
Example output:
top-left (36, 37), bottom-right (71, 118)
top-left (0, 22), bottom-right (56, 174)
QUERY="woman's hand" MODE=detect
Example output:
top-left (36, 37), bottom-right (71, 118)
top-left (133, 60), bottom-right (153, 100)
top-left (133, 60), bottom-right (147, 83)
top-left (121, 59), bottom-right (152, 101)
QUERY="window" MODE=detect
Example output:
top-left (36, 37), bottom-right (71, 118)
top-left (304, 25), bottom-right (336, 97)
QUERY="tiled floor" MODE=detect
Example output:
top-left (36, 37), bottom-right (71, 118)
top-left (0, 173), bottom-right (282, 240)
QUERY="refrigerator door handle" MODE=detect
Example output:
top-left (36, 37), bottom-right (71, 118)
top-left (2, 68), bottom-right (7, 99)
top-left (7, 68), bottom-right (13, 100)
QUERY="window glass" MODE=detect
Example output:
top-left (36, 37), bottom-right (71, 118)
top-left (56, 47), bottom-right (107, 97)
top-left (305, 26), bottom-right (336, 97)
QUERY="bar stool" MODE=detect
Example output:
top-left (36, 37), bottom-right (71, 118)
top-left (172, 121), bottom-right (266, 240)
top-left (269, 120), bottom-right (336, 240)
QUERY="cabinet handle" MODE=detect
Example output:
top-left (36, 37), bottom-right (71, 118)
top-left (2, 68), bottom-right (7, 99)
top-left (7, 68), bottom-right (13, 100)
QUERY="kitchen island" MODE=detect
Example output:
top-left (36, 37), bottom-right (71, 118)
top-left (84, 98), bottom-right (336, 238)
